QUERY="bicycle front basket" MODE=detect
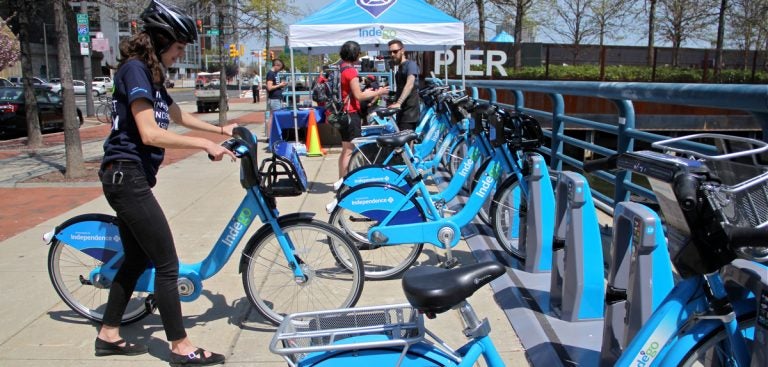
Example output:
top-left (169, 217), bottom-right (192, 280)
top-left (258, 141), bottom-right (308, 197)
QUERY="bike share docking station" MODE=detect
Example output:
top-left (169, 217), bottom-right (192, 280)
top-left (465, 165), bottom-right (686, 366)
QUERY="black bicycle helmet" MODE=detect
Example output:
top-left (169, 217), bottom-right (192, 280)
top-left (140, 0), bottom-right (197, 44)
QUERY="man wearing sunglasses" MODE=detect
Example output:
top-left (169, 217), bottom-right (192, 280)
top-left (387, 39), bottom-right (420, 132)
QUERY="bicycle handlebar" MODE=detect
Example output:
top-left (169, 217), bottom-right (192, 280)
top-left (723, 224), bottom-right (768, 249)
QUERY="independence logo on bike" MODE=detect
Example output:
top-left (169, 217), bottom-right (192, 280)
top-left (356, 0), bottom-right (396, 18)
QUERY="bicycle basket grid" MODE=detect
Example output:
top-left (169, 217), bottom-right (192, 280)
top-left (258, 141), bottom-right (308, 197)
top-left (271, 304), bottom-right (423, 364)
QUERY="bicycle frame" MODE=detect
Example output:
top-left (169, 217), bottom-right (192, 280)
top-left (614, 272), bottom-right (757, 366)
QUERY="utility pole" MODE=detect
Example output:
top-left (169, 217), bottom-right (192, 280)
top-left (80, 1), bottom-right (95, 117)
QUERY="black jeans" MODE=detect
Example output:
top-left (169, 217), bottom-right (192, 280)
top-left (99, 161), bottom-right (186, 342)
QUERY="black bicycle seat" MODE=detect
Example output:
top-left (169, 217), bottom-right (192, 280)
top-left (371, 106), bottom-right (400, 118)
top-left (376, 130), bottom-right (418, 148)
top-left (402, 261), bottom-right (506, 317)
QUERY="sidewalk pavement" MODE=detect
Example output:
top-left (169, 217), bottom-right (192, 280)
top-left (0, 100), bottom-right (528, 366)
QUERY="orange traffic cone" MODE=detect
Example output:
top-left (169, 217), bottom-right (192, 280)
top-left (305, 109), bottom-right (326, 157)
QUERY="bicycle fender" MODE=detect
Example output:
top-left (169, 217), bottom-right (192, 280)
top-left (237, 212), bottom-right (315, 273)
top-left (336, 183), bottom-right (425, 225)
top-left (50, 213), bottom-right (122, 263)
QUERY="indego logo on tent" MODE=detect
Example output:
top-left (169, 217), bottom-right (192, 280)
top-left (358, 25), bottom-right (397, 39)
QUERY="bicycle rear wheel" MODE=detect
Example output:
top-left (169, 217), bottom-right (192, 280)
top-left (241, 218), bottom-right (364, 326)
top-left (47, 215), bottom-right (151, 325)
top-left (95, 103), bottom-right (112, 124)
top-left (329, 205), bottom-right (424, 280)
top-left (490, 175), bottom-right (526, 259)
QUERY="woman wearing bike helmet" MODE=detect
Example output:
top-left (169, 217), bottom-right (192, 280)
top-left (95, 1), bottom-right (233, 365)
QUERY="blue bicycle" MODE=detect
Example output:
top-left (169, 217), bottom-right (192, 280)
top-left (586, 133), bottom-right (768, 366)
top-left (44, 127), bottom-right (365, 326)
top-left (328, 107), bottom-right (547, 279)
top-left (270, 261), bottom-right (508, 367)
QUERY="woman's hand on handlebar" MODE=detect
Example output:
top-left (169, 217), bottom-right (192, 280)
top-left (206, 140), bottom-right (238, 162)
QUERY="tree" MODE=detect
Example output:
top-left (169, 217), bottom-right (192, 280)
top-left (0, 14), bottom-right (20, 71)
top-left (589, 0), bottom-right (634, 79)
top-left (474, 0), bottom-right (487, 42)
top-left (11, 0), bottom-right (43, 148)
top-left (657, 0), bottom-right (718, 66)
top-left (54, 0), bottom-right (85, 178)
top-left (543, 0), bottom-right (598, 64)
top-left (243, 0), bottom-right (297, 58)
top-left (490, 0), bottom-right (537, 70)
top-left (713, 0), bottom-right (728, 77)
top-left (644, 0), bottom-right (659, 66)
top-left (727, 0), bottom-right (768, 69)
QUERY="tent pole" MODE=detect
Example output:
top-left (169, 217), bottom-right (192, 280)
top-left (461, 45), bottom-right (465, 90)
top-left (289, 47), bottom-right (299, 148)
top-left (443, 45), bottom-right (448, 85)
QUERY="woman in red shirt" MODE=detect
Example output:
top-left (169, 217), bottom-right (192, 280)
top-left (337, 41), bottom-right (389, 179)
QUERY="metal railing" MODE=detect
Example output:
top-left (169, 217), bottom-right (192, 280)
top-left (448, 79), bottom-right (768, 212)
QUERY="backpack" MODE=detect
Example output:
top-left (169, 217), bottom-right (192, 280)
top-left (313, 65), bottom-right (353, 114)
top-left (310, 77), bottom-right (331, 104)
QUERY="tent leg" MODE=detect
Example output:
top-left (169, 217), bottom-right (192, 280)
top-left (289, 47), bottom-right (300, 149)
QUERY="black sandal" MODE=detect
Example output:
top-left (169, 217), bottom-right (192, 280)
top-left (94, 337), bottom-right (149, 356)
top-left (169, 348), bottom-right (225, 366)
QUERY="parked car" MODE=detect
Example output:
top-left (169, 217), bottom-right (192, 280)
top-left (93, 76), bottom-right (113, 91)
top-left (0, 86), bottom-right (83, 138)
top-left (50, 80), bottom-right (106, 96)
top-left (8, 76), bottom-right (51, 89)
top-left (0, 78), bottom-right (14, 87)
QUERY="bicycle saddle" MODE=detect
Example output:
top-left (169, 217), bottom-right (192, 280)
top-left (370, 106), bottom-right (400, 118)
top-left (402, 261), bottom-right (506, 317)
top-left (376, 130), bottom-right (419, 148)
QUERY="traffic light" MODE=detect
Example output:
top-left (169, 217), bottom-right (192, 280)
top-left (130, 20), bottom-right (137, 34)
top-left (229, 44), bottom-right (237, 58)
top-left (239, 44), bottom-right (245, 57)
top-left (269, 50), bottom-right (275, 60)
top-left (261, 49), bottom-right (267, 60)
top-left (196, 19), bottom-right (202, 32)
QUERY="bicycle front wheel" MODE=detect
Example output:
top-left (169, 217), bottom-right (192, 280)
top-left (329, 205), bottom-right (424, 280)
top-left (674, 313), bottom-right (757, 367)
top-left (47, 215), bottom-right (150, 325)
top-left (241, 218), bottom-right (364, 326)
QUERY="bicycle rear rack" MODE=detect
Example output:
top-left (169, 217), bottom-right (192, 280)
top-left (270, 304), bottom-right (450, 367)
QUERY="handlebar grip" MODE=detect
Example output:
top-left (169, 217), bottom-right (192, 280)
top-left (208, 139), bottom-right (237, 161)
top-left (583, 155), bottom-right (618, 172)
top-left (724, 224), bottom-right (768, 249)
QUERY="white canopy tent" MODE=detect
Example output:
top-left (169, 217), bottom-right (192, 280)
top-left (280, 0), bottom-right (465, 149)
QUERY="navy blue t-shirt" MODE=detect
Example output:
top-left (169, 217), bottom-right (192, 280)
top-left (101, 59), bottom-right (173, 187)
top-left (266, 70), bottom-right (283, 100)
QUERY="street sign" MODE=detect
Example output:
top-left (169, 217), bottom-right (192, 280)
top-left (76, 13), bottom-right (90, 43)
top-left (206, 29), bottom-right (220, 35)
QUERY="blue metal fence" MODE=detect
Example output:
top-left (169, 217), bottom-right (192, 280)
top-left (451, 79), bottom-right (768, 211)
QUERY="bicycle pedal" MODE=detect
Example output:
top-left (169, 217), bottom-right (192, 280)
top-left (442, 257), bottom-right (459, 269)
top-left (144, 294), bottom-right (156, 314)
